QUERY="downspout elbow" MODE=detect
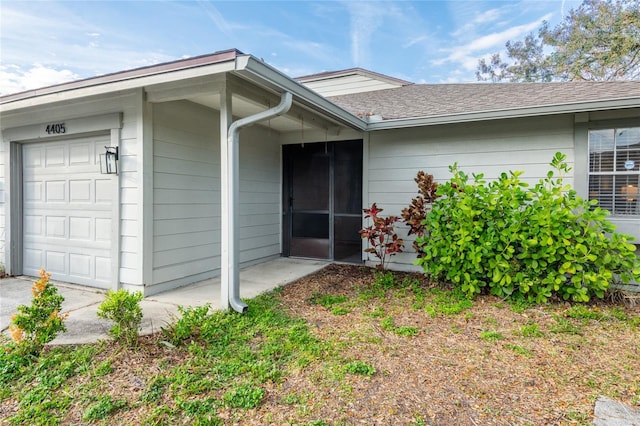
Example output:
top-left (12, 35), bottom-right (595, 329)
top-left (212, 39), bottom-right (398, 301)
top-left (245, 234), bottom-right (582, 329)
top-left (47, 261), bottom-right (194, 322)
top-left (226, 91), bottom-right (293, 313)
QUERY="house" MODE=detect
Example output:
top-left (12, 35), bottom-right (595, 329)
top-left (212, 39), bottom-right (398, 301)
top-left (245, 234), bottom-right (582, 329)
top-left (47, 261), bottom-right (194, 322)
top-left (1, 49), bottom-right (639, 310)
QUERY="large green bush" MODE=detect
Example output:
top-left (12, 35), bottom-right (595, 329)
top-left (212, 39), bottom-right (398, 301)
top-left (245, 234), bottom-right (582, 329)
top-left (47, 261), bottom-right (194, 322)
top-left (416, 152), bottom-right (639, 303)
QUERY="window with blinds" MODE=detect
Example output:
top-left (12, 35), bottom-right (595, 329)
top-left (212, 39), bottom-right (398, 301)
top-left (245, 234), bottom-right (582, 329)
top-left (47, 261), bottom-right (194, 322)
top-left (589, 127), bottom-right (640, 216)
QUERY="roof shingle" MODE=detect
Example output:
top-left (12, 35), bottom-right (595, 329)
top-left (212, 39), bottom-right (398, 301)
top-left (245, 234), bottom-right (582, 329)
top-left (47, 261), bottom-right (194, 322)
top-left (328, 81), bottom-right (640, 120)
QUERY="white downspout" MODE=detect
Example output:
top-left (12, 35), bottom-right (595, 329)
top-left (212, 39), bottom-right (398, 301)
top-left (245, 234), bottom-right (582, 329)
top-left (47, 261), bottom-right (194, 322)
top-left (224, 91), bottom-right (293, 313)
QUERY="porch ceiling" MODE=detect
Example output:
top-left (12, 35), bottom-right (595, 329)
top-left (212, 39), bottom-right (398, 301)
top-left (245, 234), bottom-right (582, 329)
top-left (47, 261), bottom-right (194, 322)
top-left (144, 72), bottom-right (354, 136)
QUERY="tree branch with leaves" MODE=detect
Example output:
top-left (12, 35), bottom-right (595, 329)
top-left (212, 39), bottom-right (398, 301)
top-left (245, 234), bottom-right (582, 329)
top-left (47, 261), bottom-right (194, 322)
top-left (476, 0), bottom-right (640, 82)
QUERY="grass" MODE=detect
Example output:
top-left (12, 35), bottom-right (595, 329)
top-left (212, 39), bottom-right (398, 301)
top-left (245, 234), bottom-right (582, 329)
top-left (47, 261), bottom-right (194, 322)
top-left (1, 265), bottom-right (639, 425)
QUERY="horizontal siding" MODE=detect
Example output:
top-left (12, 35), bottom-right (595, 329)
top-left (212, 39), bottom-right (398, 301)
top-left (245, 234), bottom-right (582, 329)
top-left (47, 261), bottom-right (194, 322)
top-left (303, 74), bottom-right (402, 97)
top-left (0, 139), bottom-right (4, 268)
top-left (152, 100), bottom-right (219, 286)
top-left (150, 100), bottom-right (281, 288)
top-left (367, 114), bottom-right (576, 270)
top-left (238, 125), bottom-right (281, 264)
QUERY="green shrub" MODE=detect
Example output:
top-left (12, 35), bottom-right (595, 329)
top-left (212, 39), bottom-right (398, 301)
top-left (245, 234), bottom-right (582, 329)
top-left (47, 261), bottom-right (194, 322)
top-left (9, 268), bottom-right (68, 355)
top-left (222, 384), bottom-right (265, 409)
top-left (83, 395), bottom-right (126, 421)
top-left (97, 289), bottom-right (144, 346)
top-left (416, 152), bottom-right (640, 303)
top-left (344, 360), bottom-right (376, 376)
top-left (161, 304), bottom-right (212, 346)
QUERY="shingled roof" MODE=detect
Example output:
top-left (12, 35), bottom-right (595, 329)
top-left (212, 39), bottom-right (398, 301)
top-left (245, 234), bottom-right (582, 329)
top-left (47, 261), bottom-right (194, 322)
top-left (328, 81), bottom-right (640, 120)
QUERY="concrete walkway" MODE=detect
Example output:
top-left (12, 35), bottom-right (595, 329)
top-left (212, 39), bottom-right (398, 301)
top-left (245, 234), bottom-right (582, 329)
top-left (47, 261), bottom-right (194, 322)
top-left (0, 258), bottom-right (327, 345)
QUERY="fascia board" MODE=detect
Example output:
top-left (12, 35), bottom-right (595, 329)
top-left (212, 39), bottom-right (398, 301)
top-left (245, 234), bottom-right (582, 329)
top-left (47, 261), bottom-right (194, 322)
top-left (234, 55), bottom-right (367, 131)
top-left (366, 97), bottom-right (640, 131)
top-left (0, 61), bottom-right (237, 112)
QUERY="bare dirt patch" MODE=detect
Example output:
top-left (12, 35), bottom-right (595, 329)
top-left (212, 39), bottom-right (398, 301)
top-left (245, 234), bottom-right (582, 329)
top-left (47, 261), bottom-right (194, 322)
top-left (271, 264), bottom-right (640, 425)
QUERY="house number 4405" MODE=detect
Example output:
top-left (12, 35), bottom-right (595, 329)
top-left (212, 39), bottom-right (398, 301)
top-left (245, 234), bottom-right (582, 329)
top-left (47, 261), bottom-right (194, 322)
top-left (45, 123), bottom-right (66, 134)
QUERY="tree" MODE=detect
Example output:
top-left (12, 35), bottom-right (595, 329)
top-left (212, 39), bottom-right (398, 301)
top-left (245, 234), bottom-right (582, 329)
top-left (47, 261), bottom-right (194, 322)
top-left (476, 0), bottom-right (640, 82)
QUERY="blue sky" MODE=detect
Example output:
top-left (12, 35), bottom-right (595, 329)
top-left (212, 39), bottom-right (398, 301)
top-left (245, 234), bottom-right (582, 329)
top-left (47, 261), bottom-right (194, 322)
top-left (0, 0), bottom-right (581, 95)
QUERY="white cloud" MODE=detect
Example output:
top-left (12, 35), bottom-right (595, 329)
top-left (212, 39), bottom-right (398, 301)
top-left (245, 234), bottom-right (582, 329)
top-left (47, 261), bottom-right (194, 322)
top-left (346, 2), bottom-right (386, 67)
top-left (196, 0), bottom-right (246, 38)
top-left (433, 13), bottom-right (552, 70)
top-left (475, 8), bottom-right (503, 24)
top-left (403, 35), bottom-right (429, 49)
top-left (0, 64), bottom-right (80, 95)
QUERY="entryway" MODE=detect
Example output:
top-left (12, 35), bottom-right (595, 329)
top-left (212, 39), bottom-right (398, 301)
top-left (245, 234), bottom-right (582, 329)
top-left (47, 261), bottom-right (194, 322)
top-left (282, 140), bottom-right (363, 262)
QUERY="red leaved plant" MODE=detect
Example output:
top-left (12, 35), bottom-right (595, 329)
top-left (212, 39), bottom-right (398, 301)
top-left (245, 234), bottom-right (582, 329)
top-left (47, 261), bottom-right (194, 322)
top-left (359, 203), bottom-right (404, 270)
top-left (401, 171), bottom-right (439, 257)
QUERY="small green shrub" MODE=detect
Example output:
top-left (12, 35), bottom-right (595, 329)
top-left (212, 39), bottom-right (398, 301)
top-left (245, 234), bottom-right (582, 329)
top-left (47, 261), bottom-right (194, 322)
top-left (479, 330), bottom-right (504, 341)
top-left (344, 360), bottom-right (376, 376)
top-left (83, 395), bottom-right (126, 421)
top-left (550, 315), bottom-right (582, 335)
top-left (504, 344), bottom-right (533, 357)
top-left (161, 304), bottom-right (211, 346)
top-left (395, 326), bottom-right (419, 337)
top-left (9, 268), bottom-right (68, 355)
top-left (222, 384), bottom-right (265, 409)
top-left (97, 289), bottom-right (144, 346)
top-left (519, 323), bottom-right (544, 338)
top-left (565, 305), bottom-right (606, 321)
top-left (374, 271), bottom-right (398, 289)
top-left (308, 294), bottom-right (347, 308)
top-left (416, 152), bottom-right (640, 303)
top-left (331, 306), bottom-right (350, 315)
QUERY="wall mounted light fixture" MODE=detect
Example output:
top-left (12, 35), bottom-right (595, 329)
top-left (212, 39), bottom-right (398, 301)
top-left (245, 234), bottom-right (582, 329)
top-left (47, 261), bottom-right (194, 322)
top-left (100, 146), bottom-right (119, 174)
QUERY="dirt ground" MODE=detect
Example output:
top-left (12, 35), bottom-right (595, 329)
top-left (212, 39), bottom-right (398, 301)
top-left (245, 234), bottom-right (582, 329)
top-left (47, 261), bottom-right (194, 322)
top-left (268, 264), bottom-right (640, 425)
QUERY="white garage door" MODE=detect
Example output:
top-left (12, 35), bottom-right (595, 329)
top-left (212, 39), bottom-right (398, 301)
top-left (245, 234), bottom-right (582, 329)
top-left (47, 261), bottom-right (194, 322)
top-left (22, 135), bottom-right (114, 288)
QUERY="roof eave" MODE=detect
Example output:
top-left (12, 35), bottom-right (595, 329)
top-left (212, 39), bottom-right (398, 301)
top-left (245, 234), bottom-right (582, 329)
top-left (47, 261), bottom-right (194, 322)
top-left (366, 97), bottom-right (640, 130)
top-left (235, 56), bottom-right (367, 131)
top-left (0, 61), bottom-right (239, 113)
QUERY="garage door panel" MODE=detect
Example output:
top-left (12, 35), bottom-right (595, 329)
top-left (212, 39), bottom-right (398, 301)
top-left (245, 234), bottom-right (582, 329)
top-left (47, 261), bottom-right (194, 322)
top-left (24, 181), bottom-right (43, 201)
top-left (24, 236), bottom-right (111, 250)
top-left (95, 257), bottom-right (111, 281)
top-left (45, 180), bottom-right (66, 202)
top-left (95, 218), bottom-right (111, 242)
top-left (23, 146), bottom-right (43, 168)
top-left (24, 215), bottom-right (43, 236)
top-left (45, 146), bottom-right (66, 167)
top-left (69, 217), bottom-right (91, 240)
top-left (96, 179), bottom-right (112, 203)
top-left (45, 216), bottom-right (67, 238)
top-left (46, 251), bottom-right (67, 274)
top-left (69, 179), bottom-right (92, 202)
top-left (23, 248), bottom-right (43, 270)
top-left (23, 135), bottom-right (113, 289)
top-left (69, 253), bottom-right (91, 278)
top-left (69, 143), bottom-right (92, 166)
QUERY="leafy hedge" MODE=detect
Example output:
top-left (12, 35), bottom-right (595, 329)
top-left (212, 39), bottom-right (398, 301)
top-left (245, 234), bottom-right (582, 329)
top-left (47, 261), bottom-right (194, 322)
top-left (416, 152), bottom-right (639, 302)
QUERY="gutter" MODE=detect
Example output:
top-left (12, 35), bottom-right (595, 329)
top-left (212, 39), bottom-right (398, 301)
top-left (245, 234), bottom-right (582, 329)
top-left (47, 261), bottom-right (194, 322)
top-left (364, 97), bottom-right (640, 131)
top-left (234, 55), bottom-right (367, 131)
top-left (224, 91), bottom-right (293, 313)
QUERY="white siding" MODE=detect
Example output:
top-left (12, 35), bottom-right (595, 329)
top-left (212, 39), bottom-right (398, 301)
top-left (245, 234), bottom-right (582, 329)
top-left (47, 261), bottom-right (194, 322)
top-left (1, 91), bottom-right (141, 287)
top-left (238, 126), bottom-right (281, 263)
top-left (366, 114), bottom-right (576, 271)
top-left (0, 136), bottom-right (5, 270)
top-left (151, 101), bottom-right (281, 291)
top-left (303, 74), bottom-right (404, 97)
top-left (152, 101), bottom-right (219, 287)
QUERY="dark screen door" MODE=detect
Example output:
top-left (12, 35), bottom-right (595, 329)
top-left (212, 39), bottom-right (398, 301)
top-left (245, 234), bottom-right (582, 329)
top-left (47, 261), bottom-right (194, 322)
top-left (283, 140), bottom-right (362, 262)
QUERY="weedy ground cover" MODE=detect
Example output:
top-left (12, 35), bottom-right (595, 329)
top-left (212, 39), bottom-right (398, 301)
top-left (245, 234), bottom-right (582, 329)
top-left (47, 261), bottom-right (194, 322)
top-left (1, 264), bottom-right (638, 425)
